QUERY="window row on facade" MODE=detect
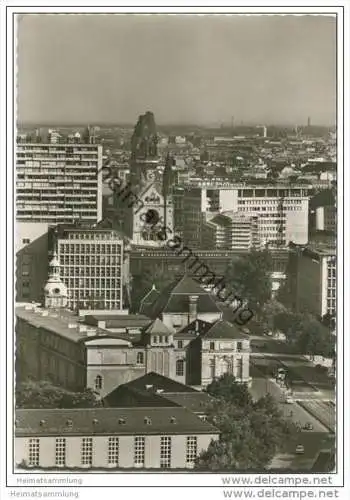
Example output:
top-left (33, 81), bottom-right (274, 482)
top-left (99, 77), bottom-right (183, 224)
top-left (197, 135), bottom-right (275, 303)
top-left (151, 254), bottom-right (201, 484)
top-left (59, 244), bottom-right (122, 255)
top-left (26, 435), bottom-right (198, 469)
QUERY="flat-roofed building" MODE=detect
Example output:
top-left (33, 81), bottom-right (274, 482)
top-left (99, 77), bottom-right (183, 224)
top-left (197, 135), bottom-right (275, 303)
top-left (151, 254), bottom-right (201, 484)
top-left (174, 182), bottom-right (310, 248)
top-left (289, 240), bottom-right (336, 318)
top-left (15, 407), bottom-right (219, 470)
top-left (54, 227), bottom-right (124, 311)
top-left (16, 138), bottom-right (102, 225)
top-left (202, 212), bottom-right (260, 251)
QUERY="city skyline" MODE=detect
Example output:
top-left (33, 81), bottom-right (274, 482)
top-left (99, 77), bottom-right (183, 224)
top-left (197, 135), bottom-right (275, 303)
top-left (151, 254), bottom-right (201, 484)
top-left (17, 14), bottom-right (336, 127)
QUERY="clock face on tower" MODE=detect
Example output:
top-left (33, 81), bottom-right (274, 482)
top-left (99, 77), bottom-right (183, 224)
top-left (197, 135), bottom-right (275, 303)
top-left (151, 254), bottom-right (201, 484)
top-left (146, 170), bottom-right (156, 182)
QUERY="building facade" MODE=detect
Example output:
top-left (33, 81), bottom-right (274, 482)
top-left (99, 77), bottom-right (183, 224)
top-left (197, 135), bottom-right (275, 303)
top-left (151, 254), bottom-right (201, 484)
top-left (202, 212), bottom-right (260, 251)
top-left (15, 408), bottom-right (219, 470)
top-left (16, 138), bottom-right (102, 224)
top-left (289, 242), bottom-right (336, 318)
top-left (54, 227), bottom-right (125, 311)
top-left (16, 276), bottom-right (251, 397)
top-left (174, 182), bottom-right (310, 248)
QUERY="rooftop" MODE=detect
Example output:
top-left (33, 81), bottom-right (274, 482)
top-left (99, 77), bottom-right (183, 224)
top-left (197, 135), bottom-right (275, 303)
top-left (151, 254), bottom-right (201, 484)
top-left (143, 318), bottom-right (173, 336)
top-left (16, 306), bottom-right (133, 344)
top-left (201, 320), bottom-right (250, 340)
top-left (84, 314), bottom-right (152, 329)
top-left (149, 276), bottom-right (221, 317)
top-left (15, 407), bottom-right (218, 437)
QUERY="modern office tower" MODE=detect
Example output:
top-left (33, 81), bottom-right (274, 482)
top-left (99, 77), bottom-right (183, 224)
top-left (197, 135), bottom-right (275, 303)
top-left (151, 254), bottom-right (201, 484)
top-left (289, 240), bottom-right (336, 318)
top-left (54, 227), bottom-right (124, 311)
top-left (16, 136), bottom-right (103, 225)
top-left (174, 182), bottom-right (310, 248)
top-left (202, 212), bottom-right (260, 251)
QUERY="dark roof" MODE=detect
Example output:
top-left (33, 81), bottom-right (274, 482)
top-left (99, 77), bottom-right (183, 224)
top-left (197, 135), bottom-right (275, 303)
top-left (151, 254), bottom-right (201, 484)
top-left (115, 372), bottom-right (199, 394)
top-left (174, 319), bottom-right (212, 339)
top-left (15, 407), bottom-right (218, 437)
top-left (149, 275), bottom-right (221, 317)
top-left (208, 214), bottom-right (232, 227)
top-left (104, 385), bottom-right (180, 409)
top-left (201, 320), bottom-right (249, 340)
top-left (161, 392), bottom-right (213, 414)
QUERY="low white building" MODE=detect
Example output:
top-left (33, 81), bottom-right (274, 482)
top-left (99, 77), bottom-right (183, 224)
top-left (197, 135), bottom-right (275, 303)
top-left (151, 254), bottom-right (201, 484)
top-left (15, 407), bottom-right (219, 470)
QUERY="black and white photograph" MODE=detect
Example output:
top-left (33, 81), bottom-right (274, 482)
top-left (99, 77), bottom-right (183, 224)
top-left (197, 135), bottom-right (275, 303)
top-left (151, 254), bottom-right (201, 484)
top-left (1, 3), bottom-right (349, 499)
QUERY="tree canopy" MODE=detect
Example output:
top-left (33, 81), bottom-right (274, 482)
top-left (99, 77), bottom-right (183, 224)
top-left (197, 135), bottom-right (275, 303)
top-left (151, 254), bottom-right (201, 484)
top-left (225, 249), bottom-right (273, 316)
top-left (196, 375), bottom-right (295, 471)
top-left (16, 381), bottom-right (102, 409)
top-left (272, 311), bottom-right (334, 358)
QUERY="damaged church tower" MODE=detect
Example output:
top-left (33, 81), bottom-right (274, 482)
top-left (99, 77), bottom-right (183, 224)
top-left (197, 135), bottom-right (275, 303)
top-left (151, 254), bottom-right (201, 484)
top-left (128, 111), bottom-right (174, 247)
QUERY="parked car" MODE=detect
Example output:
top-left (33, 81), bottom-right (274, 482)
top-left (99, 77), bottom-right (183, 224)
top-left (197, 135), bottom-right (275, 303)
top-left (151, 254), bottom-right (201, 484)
top-left (304, 422), bottom-right (314, 431)
top-left (285, 396), bottom-right (295, 404)
top-left (295, 445), bottom-right (305, 454)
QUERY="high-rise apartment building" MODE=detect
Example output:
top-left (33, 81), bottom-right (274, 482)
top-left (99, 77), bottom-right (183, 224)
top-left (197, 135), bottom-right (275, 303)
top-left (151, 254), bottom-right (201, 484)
top-left (174, 182), bottom-right (310, 248)
top-left (16, 132), bottom-right (103, 303)
top-left (54, 228), bottom-right (124, 311)
top-left (16, 137), bottom-right (102, 224)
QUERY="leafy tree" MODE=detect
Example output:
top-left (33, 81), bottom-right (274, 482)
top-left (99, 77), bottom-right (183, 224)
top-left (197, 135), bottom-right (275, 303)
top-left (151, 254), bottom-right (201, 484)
top-left (276, 312), bottom-right (335, 358)
top-left (195, 377), bottom-right (295, 471)
top-left (226, 249), bottom-right (273, 317)
top-left (206, 373), bottom-right (253, 407)
top-left (16, 381), bottom-right (101, 409)
top-left (261, 299), bottom-right (287, 334)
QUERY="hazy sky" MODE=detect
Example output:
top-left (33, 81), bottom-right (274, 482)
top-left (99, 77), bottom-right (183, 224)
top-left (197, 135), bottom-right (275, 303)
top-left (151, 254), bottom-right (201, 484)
top-left (17, 14), bottom-right (336, 126)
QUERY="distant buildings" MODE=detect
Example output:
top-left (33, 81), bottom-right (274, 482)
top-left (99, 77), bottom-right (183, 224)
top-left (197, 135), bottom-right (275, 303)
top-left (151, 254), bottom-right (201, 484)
top-left (289, 241), bottom-right (336, 318)
top-left (202, 212), bottom-right (260, 251)
top-left (174, 182), bottom-right (310, 248)
top-left (15, 407), bottom-right (219, 469)
top-left (129, 247), bottom-right (288, 295)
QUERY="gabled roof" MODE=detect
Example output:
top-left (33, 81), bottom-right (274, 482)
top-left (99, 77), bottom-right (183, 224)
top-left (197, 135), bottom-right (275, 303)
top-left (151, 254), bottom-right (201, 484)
top-left (201, 319), bottom-right (249, 340)
top-left (143, 318), bottom-right (172, 336)
top-left (149, 275), bottom-right (221, 317)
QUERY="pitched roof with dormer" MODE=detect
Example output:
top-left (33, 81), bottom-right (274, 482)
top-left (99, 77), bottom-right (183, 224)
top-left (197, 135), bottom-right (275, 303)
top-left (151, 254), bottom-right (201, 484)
top-left (148, 275), bottom-right (221, 318)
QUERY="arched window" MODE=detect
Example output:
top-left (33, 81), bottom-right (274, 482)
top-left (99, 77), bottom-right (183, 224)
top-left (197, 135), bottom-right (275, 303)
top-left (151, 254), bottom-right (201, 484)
top-left (176, 359), bottom-right (184, 377)
top-left (137, 352), bottom-right (144, 365)
top-left (94, 375), bottom-right (103, 391)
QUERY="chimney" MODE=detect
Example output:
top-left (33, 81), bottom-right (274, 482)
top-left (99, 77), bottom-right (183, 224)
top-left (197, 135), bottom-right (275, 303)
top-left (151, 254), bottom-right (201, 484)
top-left (195, 320), bottom-right (199, 335)
top-left (189, 295), bottom-right (199, 324)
